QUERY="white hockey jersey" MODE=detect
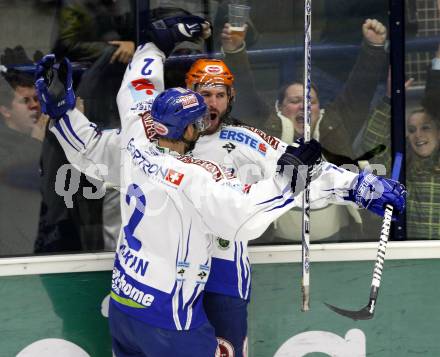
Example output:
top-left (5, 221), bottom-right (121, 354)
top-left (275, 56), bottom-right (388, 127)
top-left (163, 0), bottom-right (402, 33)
top-left (50, 43), bottom-right (358, 329)
top-left (192, 124), bottom-right (359, 299)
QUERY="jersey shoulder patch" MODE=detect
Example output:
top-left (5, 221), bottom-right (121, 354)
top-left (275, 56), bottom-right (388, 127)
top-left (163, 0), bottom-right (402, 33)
top-left (238, 125), bottom-right (281, 150)
top-left (178, 156), bottom-right (234, 182)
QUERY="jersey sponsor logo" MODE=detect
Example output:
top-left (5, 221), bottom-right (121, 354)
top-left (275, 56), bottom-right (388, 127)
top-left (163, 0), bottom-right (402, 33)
top-left (205, 64), bottom-right (223, 74)
top-left (127, 138), bottom-right (184, 189)
top-left (141, 113), bottom-right (158, 140)
top-left (131, 78), bottom-right (156, 95)
top-left (165, 169), bottom-right (185, 186)
top-left (111, 267), bottom-right (155, 308)
top-left (177, 261), bottom-right (189, 281)
top-left (178, 93), bottom-right (199, 109)
top-left (219, 129), bottom-right (267, 156)
top-left (216, 337), bottom-right (235, 357)
top-left (239, 125), bottom-right (280, 150)
top-left (222, 142), bottom-right (236, 153)
top-left (197, 264), bottom-right (210, 284)
top-left (197, 271), bottom-right (207, 280)
top-left (153, 121), bottom-right (169, 136)
top-left (216, 237), bottom-right (231, 250)
top-left (127, 138), bottom-right (169, 179)
top-left (178, 156), bottom-right (230, 182)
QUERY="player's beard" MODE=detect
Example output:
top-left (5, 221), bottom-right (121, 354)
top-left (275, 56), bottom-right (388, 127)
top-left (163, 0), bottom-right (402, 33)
top-left (182, 132), bottom-right (201, 153)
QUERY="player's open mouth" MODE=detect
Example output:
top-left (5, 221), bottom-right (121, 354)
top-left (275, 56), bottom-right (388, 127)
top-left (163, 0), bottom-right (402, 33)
top-left (210, 113), bottom-right (218, 120)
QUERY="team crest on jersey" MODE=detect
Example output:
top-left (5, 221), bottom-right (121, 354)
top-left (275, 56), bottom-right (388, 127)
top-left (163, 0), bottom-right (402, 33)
top-left (215, 338), bottom-right (235, 357)
top-left (216, 238), bottom-right (231, 250)
top-left (219, 129), bottom-right (267, 156)
top-left (165, 169), bottom-right (185, 186)
top-left (222, 142), bottom-right (236, 153)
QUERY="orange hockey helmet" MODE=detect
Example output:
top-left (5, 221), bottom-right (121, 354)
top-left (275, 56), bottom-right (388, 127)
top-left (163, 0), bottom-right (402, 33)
top-left (185, 59), bottom-right (234, 90)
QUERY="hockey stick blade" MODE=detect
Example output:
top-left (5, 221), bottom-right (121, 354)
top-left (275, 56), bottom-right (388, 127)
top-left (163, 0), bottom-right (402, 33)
top-left (324, 302), bottom-right (374, 321)
top-left (324, 153), bottom-right (402, 321)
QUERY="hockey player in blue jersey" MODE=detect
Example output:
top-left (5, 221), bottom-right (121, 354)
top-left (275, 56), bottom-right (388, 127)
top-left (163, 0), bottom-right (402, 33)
top-left (34, 52), bottom-right (327, 357)
top-left (34, 12), bottom-right (406, 357)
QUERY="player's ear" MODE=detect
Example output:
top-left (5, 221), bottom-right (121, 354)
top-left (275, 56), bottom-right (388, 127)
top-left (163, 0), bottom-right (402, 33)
top-left (0, 105), bottom-right (11, 119)
top-left (183, 124), bottom-right (197, 140)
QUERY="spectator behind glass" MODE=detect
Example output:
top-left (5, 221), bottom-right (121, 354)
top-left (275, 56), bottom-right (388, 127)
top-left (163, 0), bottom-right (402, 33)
top-left (1, 45), bottom-right (108, 253)
top-left (360, 48), bottom-right (440, 239)
top-left (0, 68), bottom-right (43, 255)
top-left (53, 0), bottom-right (136, 129)
top-left (221, 19), bottom-right (388, 242)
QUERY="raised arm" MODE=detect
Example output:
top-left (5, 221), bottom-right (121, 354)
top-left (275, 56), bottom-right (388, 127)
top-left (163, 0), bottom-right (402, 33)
top-left (35, 54), bottom-right (121, 186)
top-left (222, 24), bottom-right (271, 129)
top-left (320, 19), bottom-right (388, 157)
top-left (50, 109), bottom-right (122, 186)
top-left (116, 43), bottom-right (165, 127)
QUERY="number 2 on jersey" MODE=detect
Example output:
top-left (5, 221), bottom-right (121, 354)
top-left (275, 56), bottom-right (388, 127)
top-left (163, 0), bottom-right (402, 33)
top-left (123, 184), bottom-right (146, 251)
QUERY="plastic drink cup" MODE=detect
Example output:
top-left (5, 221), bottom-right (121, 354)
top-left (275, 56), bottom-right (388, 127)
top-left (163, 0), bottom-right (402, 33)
top-left (228, 4), bottom-right (250, 40)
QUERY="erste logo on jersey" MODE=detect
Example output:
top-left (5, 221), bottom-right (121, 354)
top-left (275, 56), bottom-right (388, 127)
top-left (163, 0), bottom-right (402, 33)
top-left (165, 169), bottom-right (185, 186)
top-left (219, 129), bottom-right (267, 156)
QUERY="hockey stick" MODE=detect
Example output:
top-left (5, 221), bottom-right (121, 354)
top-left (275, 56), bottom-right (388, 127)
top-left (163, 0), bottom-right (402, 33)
top-left (321, 144), bottom-right (386, 167)
top-left (325, 152), bottom-right (403, 320)
top-left (301, 0), bottom-right (312, 312)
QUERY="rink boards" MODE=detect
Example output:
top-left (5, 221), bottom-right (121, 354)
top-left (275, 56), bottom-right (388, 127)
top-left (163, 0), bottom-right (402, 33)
top-left (1, 241), bottom-right (440, 357)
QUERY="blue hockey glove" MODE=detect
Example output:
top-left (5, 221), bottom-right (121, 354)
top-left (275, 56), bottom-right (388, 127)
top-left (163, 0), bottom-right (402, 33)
top-left (34, 54), bottom-right (75, 120)
top-left (147, 8), bottom-right (208, 56)
top-left (277, 138), bottom-right (322, 192)
top-left (348, 171), bottom-right (406, 217)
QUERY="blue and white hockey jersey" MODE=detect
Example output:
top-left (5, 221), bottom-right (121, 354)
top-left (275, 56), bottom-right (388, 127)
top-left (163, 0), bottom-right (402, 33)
top-left (50, 43), bottom-right (358, 329)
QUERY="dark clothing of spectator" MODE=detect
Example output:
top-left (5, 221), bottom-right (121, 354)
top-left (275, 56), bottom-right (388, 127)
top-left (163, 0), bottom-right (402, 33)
top-left (0, 120), bottom-right (41, 256)
top-left (53, 0), bottom-right (135, 128)
top-left (224, 41), bottom-right (387, 160)
top-left (361, 63), bottom-right (440, 239)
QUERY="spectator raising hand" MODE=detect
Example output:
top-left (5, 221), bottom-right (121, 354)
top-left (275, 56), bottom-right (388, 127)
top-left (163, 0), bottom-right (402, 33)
top-left (362, 18), bottom-right (387, 46)
top-left (221, 23), bottom-right (248, 52)
top-left (108, 41), bottom-right (135, 64)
